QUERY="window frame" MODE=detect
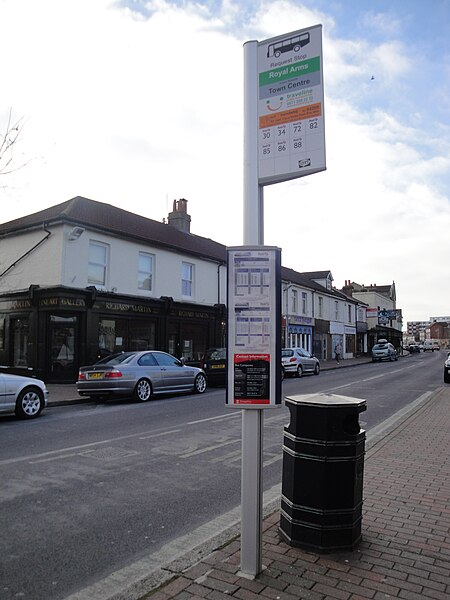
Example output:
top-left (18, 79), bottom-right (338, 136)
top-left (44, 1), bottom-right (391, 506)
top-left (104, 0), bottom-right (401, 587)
top-left (181, 261), bottom-right (194, 298)
top-left (88, 240), bottom-right (109, 286)
top-left (301, 292), bottom-right (307, 315)
top-left (138, 251), bottom-right (154, 292)
top-left (291, 289), bottom-right (298, 313)
top-left (318, 296), bottom-right (323, 318)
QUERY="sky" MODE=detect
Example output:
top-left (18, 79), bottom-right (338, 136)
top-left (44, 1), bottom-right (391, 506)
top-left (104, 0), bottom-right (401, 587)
top-left (1, 0), bottom-right (449, 326)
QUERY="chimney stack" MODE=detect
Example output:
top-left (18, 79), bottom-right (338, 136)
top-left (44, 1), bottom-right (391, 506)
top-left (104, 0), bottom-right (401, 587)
top-left (167, 198), bottom-right (191, 233)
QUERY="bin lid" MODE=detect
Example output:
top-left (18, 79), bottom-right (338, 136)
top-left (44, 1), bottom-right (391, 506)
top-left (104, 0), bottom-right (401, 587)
top-left (285, 393), bottom-right (366, 409)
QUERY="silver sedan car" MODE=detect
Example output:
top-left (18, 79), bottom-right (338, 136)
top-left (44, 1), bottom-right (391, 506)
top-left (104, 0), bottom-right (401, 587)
top-left (0, 371), bottom-right (49, 419)
top-left (281, 347), bottom-right (320, 377)
top-left (77, 351), bottom-right (207, 401)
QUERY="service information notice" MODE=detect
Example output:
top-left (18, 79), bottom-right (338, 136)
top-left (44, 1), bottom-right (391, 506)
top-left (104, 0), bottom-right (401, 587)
top-left (227, 247), bottom-right (281, 407)
top-left (257, 24), bottom-right (326, 185)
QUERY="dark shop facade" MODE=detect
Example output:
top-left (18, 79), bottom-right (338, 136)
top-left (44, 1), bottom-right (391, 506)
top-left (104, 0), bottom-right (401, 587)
top-left (0, 285), bottom-right (226, 383)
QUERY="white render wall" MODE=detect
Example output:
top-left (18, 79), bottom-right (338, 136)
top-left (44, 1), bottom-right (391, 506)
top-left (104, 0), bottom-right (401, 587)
top-left (0, 226), bottom-right (65, 292)
top-left (63, 225), bottom-right (227, 305)
top-left (0, 224), bottom-right (227, 306)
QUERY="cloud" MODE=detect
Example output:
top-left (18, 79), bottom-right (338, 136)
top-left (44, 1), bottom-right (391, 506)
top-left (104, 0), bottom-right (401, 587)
top-left (360, 10), bottom-right (403, 36)
top-left (0, 0), bottom-right (449, 323)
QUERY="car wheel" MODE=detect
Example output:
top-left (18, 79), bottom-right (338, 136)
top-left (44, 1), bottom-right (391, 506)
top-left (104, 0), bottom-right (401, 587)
top-left (444, 370), bottom-right (450, 384)
top-left (15, 387), bottom-right (44, 419)
top-left (134, 378), bottom-right (152, 402)
top-left (314, 363), bottom-right (320, 375)
top-left (194, 373), bottom-right (207, 393)
top-left (296, 365), bottom-right (303, 377)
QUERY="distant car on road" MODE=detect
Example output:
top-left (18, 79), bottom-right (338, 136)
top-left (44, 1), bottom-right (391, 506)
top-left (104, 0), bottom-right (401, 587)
top-left (0, 372), bottom-right (48, 419)
top-left (371, 339), bottom-right (398, 362)
top-left (77, 351), bottom-right (207, 401)
top-left (423, 340), bottom-right (440, 352)
top-left (408, 344), bottom-right (421, 353)
top-left (281, 347), bottom-right (320, 377)
top-left (444, 353), bottom-right (450, 384)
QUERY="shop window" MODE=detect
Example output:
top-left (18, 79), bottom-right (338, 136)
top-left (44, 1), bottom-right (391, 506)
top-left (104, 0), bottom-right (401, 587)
top-left (129, 322), bottom-right (155, 351)
top-left (181, 262), bottom-right (194, 297)
top-left (98, 319), bottom-right (116, 357)
top-left (98, 318), bottom-right (156, 357)
top-left (11, 317), bottom-right (30, 366)
top-left (88, 241), bottom-right (109, 286)
top-left (346, 334), bottom-right (355, 354)
top-left (49, 315), bottom-right (77, 378)
top-left (0, 316), bottom-right (4, 350)
top-left (138, 252), bottom-right (154, 291)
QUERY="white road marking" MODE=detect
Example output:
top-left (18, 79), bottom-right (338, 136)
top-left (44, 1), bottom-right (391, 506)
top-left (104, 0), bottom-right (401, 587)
top-left (180, 438), bottom-right (239, 458)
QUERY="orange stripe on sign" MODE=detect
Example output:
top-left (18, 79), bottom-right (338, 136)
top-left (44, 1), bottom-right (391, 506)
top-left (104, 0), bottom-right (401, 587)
top-left (260, 102), bottom-right (322, 128)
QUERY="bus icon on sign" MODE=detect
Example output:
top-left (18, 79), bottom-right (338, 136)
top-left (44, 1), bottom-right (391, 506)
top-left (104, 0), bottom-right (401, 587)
top-left (267, 33), bottom-right (310, 58)
top-left (298, 159), bottom-right (311, 168)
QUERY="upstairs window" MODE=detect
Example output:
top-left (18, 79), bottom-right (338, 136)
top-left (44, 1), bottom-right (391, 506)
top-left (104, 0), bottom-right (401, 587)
top-left (334, 301), bottom-right (339, 321)
top-left (182, 262), bottom-right (194, 297)
top-left (291, 289), bottom-right (298, 313)
top-left (348, 304), bottom-right (352, 323)
top-left (138, 252), bottom-right (154, 291)
top-left (302, 292), bottom-right (307, 314)
top-left (318, 296), bottom-right (323, 318)
top-left (88, 241), bottom-right (108, 286)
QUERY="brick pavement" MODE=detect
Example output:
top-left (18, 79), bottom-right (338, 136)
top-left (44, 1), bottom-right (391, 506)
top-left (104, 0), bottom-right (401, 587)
top-left (138, 385), bottom-right (450, 600)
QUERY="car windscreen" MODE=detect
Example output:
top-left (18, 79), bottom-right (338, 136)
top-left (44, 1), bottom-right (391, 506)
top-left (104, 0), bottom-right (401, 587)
top-left (373, 344), bottom-right (387, 350)
top-left (281, 350), bottom-right (294, 357)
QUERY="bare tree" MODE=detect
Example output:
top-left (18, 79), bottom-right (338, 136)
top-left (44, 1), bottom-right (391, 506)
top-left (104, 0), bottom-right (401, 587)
top-left (0, 108), bottom-right (28, 180)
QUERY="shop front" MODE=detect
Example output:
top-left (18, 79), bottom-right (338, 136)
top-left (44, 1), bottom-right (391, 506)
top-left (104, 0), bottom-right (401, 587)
top-left (284, 316), bottom-right (314, 353)
top-left (344, 325), bottom-right (356, 358)
top-left (312, 319), bottom-right (328, 360)
top-left (0, 286), bottom-right (225, 382)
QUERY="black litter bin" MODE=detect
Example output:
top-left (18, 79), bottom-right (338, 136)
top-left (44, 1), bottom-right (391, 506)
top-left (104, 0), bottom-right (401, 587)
top-left (279, 393), bottom-right (366, 553)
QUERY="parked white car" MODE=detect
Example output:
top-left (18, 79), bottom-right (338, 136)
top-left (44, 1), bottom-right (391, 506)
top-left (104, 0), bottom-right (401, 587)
top-left (281, 348), bottom-right (320, 377)
top-left (423, 340), bottom-right (440, 352)
top-left (0, 371), bottom-right (49, 418)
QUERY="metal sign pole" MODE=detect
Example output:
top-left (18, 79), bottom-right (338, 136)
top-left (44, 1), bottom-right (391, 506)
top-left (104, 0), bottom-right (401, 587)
top-left (240, 39), bottom-right (264, 578)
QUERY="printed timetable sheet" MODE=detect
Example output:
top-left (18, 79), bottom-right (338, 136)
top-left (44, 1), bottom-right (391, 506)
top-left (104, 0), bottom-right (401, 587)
top-left (227, 247), bottom-right (281, 407)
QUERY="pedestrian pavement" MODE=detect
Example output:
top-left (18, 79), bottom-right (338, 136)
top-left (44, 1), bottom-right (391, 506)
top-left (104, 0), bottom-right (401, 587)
top-left (45, 355), bottom-right (379, 406)
top-left (129, 383), bottom-right (449, 600)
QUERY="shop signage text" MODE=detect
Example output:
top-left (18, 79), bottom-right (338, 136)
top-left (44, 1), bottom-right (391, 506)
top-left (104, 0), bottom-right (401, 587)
top-left (40, 298), bottom-right (86, 308)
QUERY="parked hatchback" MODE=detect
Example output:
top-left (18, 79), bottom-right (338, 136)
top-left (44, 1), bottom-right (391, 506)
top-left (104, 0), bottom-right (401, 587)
top-left (77, 351), bottom-right (207, 401)
top-left (0, 371), bottom-right (49, 419)
top-left (281, 348), bottom-right (320, 377)
top-left (201, 348), bottom-right (227, 386)
top-left (371, 339), bottom-right (398, 362)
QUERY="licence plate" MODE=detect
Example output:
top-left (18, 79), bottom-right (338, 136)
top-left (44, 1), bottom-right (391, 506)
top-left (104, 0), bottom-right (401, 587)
top-left (211, 364), bottom-right (225, 369)
top-left (88, 372), bottom-right (103, 379)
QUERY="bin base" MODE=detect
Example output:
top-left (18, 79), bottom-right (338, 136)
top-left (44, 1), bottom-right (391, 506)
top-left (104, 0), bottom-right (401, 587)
top-left (279, 511), bottom-right (362, 553)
